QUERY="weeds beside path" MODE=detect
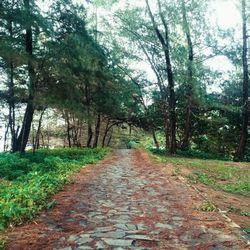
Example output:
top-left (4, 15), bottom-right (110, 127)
top-left (151, 151), bottom-right (250, 240)
top-left (0, 148), bottom-right (110, 248)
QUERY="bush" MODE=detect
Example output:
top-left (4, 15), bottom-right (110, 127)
top-left (0, 154), bottom-right (32, 180)
top-left (149, 147), bottom-right (230, 161)
top-left (127, 140), bottom-right (138, 149)
top-left (0, 148), bottom-right (111, 230)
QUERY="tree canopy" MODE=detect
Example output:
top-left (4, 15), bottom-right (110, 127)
top-left (0, 0), bottom-right (249, 161)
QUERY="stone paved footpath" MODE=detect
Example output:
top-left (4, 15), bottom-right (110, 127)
top-left (6, 150), bottom-right (249, 250)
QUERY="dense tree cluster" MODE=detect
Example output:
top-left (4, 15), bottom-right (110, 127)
top-left (0, 0), bottom-right (139, 152)
top-left (0, 0), bottom-right (249, 161)
top-left (93, 0), bottom-right (249, 161)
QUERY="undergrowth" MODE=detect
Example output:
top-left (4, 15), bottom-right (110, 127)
top-left (0, 148), bottom-right (110, 232)
top-left (149, 147), bottom-right (230, 161)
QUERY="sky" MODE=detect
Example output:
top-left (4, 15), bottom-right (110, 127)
top-left (38, 0), bottom-right (241, 29)
top-left (210, 0), bottom-right (240, 29)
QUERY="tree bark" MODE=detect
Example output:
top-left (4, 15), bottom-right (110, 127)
top-left (107, 128), bottom-right (113, 147)
top-left (87, 123), bottom-right (93, 148)
top-left (7, 7), bottom-right (18, 152)
top-left (145, 0), bottom-right (176, 154)
top-left (15, 0), bottom-right (35, 152)
top-left (102, 119), bottom-right (110, 147)
top-left (93, 113), bottom-right (101, 148)
top-left (65, 113), bottom-right (71, 148)
top-left (4, 123), bottom-right (10, 152)
top-left (152, 129), bottom-right (159, 149)
top-left (235, 0), bottom-right (249, 160)
top-left (33, 108), bottom-right (46, 152)
top-left (85, 81), bottom-right (93, 148)
top-left (180, 0), bottom-right (194, 150)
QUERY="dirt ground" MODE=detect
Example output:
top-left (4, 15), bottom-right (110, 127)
top-left (161, 157), bottom-right (250, 231)
top-left (3, 149), bottom-right (250, 249)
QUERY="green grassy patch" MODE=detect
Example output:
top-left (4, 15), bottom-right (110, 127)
top-left (228, 206), bottom-right (250, 217)
top-left (0, 148), bottom-right (110, 232)
top-left (150, 150), bottom-right (250, 197)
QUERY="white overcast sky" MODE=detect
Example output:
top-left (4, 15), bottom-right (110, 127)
top-left (37, 0), bottom-right (241, 82)
top-left (38, 0), bottom-right (241, 29)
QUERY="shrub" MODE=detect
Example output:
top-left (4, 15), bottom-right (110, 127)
top-left (0, 148), bottom-right (111, 230)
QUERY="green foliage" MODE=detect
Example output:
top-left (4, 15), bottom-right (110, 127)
top-left (127, 140), bottom-right (138, 149)
top-left (0, 155), bottom-right (31, 180)
top-left (0, 235), bottom-right (6, 250)
top-left (228, 206), bottom-right (250, 217)
top-left (199, 200), bottom-right (217, 212)
top-left (222, 181), bottom-right (250, 195)
top-left (149, 147), bottom-right (230, 161)
top-left (0, 148), bottom-right (110, 230)
top-left (243, 228), bottom-right (250, 234)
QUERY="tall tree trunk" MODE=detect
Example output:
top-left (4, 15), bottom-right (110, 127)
top-left (181, 106), bottom-right (192, 149)
top-left (16, 104), bottom-right (34, 152)
top-left (4, 123), bottom-right (10, 152)
top-left (85, 81), bottom-right (93, 148)
top-left (66, 113), bottom-right (71, 148)
top-left (146, 0), bottom-right (176, 154)
top-left (15, 0), bottom-right (35, 152)
top-left (33, 108), bottom-right (46, 152)
top-left (235, 0), bottom-right (249, 160)
top-left (152, 129), bottom-right (159, 149)
top-left (102, 119), bottom-right (110, 147)
top-left (87, 123), bottom-right (93, 148)
top-left (107, 128), bottom-right (113, 147)
top-left (93, 113), bottom-right (101, 148)
top-left (180, 0), bottom-right (194, 150)
top-left (7, 9), bottom-right (18, 152)
top-left (162, 107), bottom-right (169, 150)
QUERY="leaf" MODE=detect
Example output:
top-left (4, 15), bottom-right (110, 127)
top-left (243, 228), bottom-right (250, 234)
top-left (47, 200), bottom-right (57, 210)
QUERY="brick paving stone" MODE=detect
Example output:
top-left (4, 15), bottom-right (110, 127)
top-left (125, 235), bottom-right (155, 241)
top-left (155, 223), bottom-right (174, 230)
top-left (76, 237), bottom-right (92, 245)
top-left (77, 246), bottom-right (93, 250)
top-left (102, 238), bottom-right (134, 247)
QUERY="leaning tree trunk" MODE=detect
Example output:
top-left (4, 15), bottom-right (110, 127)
top-left (180, 0), bottom-right (194, 150)
top-left (33, 108), bottom-right (46, 152)
top-left (107, 128), bottom-right (113, 147)
top-left (235, 0), bottom-right (249, 160)
top-left (15, 0), bottom-right (35, 152)
top-left (102, 119), bottom-right (110, 147)
top-left (146, 0), bottom-right (176, 154)
top-left (7, 17), bottom-right (18, 152)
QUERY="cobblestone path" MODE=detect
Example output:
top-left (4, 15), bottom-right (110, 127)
top-left (6, 150), bottom-right (248, 249)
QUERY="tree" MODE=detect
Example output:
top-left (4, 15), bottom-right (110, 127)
top-left (15, 0), bottom-right (35, 152)
top-left (145, 0), bottom-right (176, 154)
top-left (179, 0), bottom-right (194, 150)
top-left (235, 0), bottom-right (249, 160)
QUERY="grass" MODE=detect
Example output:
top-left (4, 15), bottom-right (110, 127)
top-left (199, 200), bottom-right (217, 212)
top-left (228, 206), bottom-right (250, 217)
top-left (0, 148), bottom-right (111, 233)
top-left (150, 150), bottom-right (250, 197)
